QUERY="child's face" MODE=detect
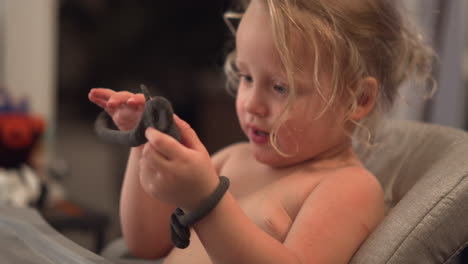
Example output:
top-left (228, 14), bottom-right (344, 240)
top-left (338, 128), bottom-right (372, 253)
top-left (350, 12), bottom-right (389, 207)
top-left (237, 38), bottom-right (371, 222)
top-left (235, 0), bottom-right (351, 167)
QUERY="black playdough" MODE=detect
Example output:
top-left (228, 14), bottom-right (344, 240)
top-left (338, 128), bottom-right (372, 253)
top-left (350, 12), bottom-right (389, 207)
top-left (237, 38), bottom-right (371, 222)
top-left (170, 176), bottom-right (230, 249)
top-left (95, 85), bottom-right (181, 146)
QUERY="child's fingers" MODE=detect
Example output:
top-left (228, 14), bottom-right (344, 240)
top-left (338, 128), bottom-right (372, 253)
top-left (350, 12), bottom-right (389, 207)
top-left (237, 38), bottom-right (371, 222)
top-left (89, 88), bottom-right (115, 101)
top-left (107, 91), bottom-right (135, 108)
top-left (127, 93), bottom-right (146, 109)
top-left (141, 142), bottom-right (171, 169)
top-left (145, 127), bottom-right (182, 160)
top-left (173, 114), bottom-right (204, 151)
top-left (89, 88), bottom-right (115, 108)
top-left (88, 88), bottom-right (113, 108)
top-left (88, 92), bottom-right (105, 108)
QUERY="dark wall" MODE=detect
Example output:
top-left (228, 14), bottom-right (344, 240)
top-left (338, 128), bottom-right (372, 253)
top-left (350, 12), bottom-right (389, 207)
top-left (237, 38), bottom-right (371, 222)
top-left (58, 0), bottom-right (244, 153)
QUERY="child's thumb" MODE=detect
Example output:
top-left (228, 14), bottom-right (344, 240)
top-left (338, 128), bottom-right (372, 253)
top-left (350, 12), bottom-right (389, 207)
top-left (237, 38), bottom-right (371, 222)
top-left (173, 114), bottom-right (205, 151)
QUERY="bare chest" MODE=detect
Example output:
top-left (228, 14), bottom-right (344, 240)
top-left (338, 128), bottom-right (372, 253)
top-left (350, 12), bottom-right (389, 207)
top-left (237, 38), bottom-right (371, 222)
top-left (220, 158), bottom-right (322, 242)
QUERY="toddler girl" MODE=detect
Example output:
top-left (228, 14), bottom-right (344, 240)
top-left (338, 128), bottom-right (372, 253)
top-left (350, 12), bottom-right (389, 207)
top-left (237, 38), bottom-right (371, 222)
top-left (89, 0), bottom-right (433, 263)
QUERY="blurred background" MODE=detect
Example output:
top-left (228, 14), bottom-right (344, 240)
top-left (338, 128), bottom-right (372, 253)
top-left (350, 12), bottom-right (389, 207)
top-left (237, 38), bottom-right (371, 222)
top-left (0, 0), bottom-right (466, 254)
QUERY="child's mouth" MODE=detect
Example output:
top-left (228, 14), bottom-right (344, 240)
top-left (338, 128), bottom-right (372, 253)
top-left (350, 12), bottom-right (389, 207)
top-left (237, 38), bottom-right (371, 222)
top-left (250, 128), bottom-right (269, 144)
top-left (254, 130), bottom-right (268, 136)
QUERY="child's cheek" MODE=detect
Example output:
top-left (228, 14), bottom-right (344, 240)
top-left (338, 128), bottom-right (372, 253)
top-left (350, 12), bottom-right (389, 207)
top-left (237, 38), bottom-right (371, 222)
top-left (275, 121), bottom-right (302, 155)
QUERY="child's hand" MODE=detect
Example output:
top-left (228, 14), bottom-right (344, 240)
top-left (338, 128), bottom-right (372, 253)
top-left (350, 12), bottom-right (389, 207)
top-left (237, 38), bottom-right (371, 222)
top-left (139, 114), bottom-right (220, 211)
top-left (88, 88), bottom-right (146, 131)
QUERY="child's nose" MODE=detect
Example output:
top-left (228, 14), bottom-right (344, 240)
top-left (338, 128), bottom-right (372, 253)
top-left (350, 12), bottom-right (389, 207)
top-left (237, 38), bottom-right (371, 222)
top-left (244, 90), bottom-right (268, 117)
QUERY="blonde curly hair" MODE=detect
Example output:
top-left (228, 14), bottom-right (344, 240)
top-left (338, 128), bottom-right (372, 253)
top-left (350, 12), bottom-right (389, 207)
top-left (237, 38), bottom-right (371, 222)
top-left (225, 0), bottom-right (435, 154)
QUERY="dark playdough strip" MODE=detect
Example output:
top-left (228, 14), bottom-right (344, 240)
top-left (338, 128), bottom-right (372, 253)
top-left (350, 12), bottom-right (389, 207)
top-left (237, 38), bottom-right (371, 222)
top-left (95, 85), bottom-right (181, 146)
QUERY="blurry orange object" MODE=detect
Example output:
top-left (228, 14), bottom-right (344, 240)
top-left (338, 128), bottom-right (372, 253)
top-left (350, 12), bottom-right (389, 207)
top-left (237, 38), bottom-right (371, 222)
top-left (0, 88), bottom-right (46, 168)
top-left (52, 200), bottom-right (85, 217)
top-left (1, 114), bottom-right (45, 150)
top-left (0, 113), bottom-right (45, 168)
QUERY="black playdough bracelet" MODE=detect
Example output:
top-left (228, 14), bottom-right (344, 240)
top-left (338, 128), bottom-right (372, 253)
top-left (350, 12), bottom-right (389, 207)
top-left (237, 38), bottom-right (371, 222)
top-left (95, 85), bottom-right (181, 146)
top-left (171, 176), bottom-right (230, 249)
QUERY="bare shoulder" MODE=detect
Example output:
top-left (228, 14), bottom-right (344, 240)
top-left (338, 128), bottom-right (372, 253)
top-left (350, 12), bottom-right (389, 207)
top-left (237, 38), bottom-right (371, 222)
top-left (346, 166), bottom-right (384, 210)
top-left (330, 166), bottom-right (384, 199)
top-left (211, 142), bottom-right (249, 174)
top-left (323, 166), bottom-right (385, 227)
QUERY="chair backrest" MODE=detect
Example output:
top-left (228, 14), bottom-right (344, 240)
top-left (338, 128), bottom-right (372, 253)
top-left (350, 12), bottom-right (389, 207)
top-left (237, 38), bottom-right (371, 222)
top-left (351, 119), bottom-right (468, 264)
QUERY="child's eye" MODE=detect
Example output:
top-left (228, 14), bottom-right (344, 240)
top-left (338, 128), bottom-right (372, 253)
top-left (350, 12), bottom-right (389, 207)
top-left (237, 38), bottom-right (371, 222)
top-left (239, 74), bottom-right (253, 83)
top-left (273, 84), bottom-right (288, 95)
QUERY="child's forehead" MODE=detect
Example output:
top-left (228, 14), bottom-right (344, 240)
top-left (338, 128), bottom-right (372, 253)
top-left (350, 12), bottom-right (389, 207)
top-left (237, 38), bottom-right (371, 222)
top-left (236, 2), bottom-right (279, 58)
top-left (237, 3), bottom-right (312, 54)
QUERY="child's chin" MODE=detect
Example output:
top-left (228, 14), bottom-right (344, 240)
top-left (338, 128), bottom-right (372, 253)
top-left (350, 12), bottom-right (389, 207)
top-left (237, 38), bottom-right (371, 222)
top-left (251, 148), bottom-right (289, 168)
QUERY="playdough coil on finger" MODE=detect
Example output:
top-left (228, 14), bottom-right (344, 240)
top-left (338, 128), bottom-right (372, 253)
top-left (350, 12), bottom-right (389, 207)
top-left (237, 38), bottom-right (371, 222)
top-left (94, 86), bottom-right (181, 146)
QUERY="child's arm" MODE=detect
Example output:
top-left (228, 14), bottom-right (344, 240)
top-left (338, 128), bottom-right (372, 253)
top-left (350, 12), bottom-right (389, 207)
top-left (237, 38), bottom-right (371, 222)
top-left (192, 168), bottom-right (384, 264)
top-left (119, 146), bottom-right (175, 259)
top-left (120, 130), bottom-right (235, 258)
top-left (89, 88), bottom-right (175, 259)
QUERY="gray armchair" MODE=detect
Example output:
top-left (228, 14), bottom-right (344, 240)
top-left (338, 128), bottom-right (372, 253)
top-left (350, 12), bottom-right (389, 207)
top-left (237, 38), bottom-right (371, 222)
top-left (102, 119), bottom-right (468, 264)
top-left (351, 119), bottom-right (468, 263)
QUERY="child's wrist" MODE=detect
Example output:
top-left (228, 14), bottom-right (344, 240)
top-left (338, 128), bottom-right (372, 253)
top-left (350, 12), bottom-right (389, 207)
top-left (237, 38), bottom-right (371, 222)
top-left (180, 177), bottom-right (221, 213)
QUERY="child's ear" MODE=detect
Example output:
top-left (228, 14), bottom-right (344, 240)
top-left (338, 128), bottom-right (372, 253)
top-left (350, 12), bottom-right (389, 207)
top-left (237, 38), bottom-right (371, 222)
top-left (350, 77), bottom-right (377, 121)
